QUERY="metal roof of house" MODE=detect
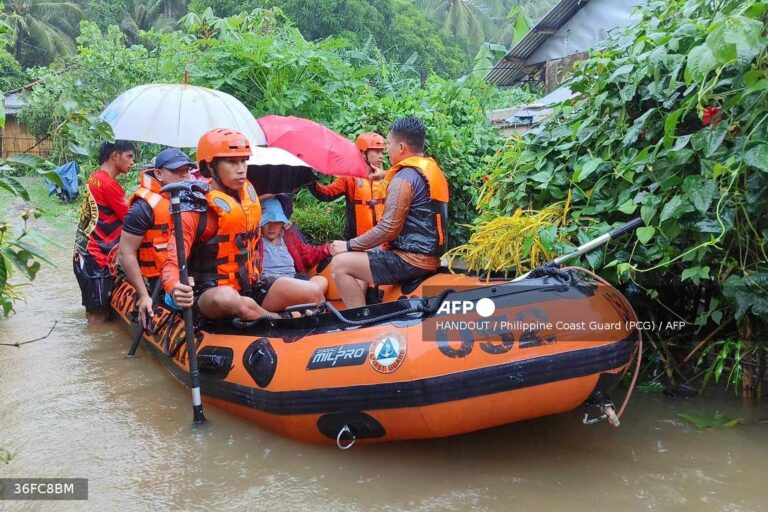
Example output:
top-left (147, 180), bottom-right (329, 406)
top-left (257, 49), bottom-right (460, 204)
top-left (3, 92), bottom-right (28, 116)
top-left (485, 0), bottom-right (645, 86)
top-left (502, 85), bottom-right (578, 127)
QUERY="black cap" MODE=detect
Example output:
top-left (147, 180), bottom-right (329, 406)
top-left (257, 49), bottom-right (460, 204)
top-left (155, 148), bottom-right (197, 170)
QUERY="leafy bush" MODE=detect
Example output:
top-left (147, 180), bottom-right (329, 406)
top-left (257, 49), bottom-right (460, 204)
top-left (189, 0), bottom-right (472, 77)
top-left (0, 155), bottom-right (61, 316)
top-left (475, 0), bottom-right (767, 352)
top-left (290, 189), bottom-right (345, 244)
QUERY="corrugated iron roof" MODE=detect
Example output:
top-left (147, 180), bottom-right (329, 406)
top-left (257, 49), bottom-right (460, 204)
top-left (3, 92), bottom-right (28, 116)
top-left (484, 0), bottom-right (591, 86)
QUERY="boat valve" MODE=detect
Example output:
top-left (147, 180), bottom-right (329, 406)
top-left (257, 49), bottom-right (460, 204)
top-left (336, 425), bottom-right (356, 450)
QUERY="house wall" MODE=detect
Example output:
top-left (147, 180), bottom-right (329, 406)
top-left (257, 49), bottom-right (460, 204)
top-left (526, 0), bottom-right (645, 64)
top-left (1, 117), bottom-right (52, 159)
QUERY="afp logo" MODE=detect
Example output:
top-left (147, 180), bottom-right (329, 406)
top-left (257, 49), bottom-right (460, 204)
top-left (437, 297), bottom-right (496, 318)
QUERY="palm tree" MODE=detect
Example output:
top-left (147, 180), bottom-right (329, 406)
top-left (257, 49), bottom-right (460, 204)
top-left (162, 0), bottom-right (190, 19)
top-left (2, 0), bottom-right (82, 66)
top-left (120, 0), bottom-right (177, 45)
top-left (413, 0), bottom-right (559, 52)
top-left (413, 0), bottom-right (491, 52)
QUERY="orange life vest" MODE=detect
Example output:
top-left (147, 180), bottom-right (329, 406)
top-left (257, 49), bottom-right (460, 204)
top-left (385, 156), bottom-right (449, 256)
top-left (351, 177), bottom-right (387, 236)
top-left (189, 182), bottom-right (262, 293)
top-left (128, 172), bottom-right (170, 278)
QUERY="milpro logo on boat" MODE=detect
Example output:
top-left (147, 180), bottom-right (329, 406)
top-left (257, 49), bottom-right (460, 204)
top-left (369, 332), bottom-right (407, 374)
top-left (306, 342), bottom-right (369, 370)
top-left (436, 297), bottom-right (496, 318)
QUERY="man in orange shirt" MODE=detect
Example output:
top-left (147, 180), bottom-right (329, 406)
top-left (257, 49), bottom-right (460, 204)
top-left (308, 132), bottom-right (388, 239)
top-left (73, 140), bottom-right (135, 324)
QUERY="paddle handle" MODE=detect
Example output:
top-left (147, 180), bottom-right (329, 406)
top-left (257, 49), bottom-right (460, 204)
top-left (514, 217), bottom-right (644, 281)
top-left (169, 192), bottom-right (206, 424)
top-left (127, 278), bottom-right (163, 357)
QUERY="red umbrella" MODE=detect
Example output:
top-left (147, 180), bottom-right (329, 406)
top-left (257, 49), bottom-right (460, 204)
top-left (256, 115), bottom-right (368, 178)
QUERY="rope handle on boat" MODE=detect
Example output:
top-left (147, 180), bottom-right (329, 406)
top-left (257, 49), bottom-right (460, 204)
top-left (324, 288), bottom-right (456, 327)
top-left (568, 266), bottom-right (643, 425)
top-left (232, 288), bottom-right (456, 329)
top-left (336, 425), bottom-right (356, 450)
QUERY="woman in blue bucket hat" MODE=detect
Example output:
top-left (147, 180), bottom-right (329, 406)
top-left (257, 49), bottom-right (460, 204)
top-left (258, 198), bottom-right (331, 295)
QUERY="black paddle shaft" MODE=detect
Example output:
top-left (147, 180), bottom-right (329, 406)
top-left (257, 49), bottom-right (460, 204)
top-left (127, 278), bottom-right (163, 357)
top-left (166, 186), bottom-right (206, 424)
top-left (515, 217), bottom-right (643, 281)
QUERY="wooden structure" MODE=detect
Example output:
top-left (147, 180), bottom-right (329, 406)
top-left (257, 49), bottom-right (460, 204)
top-left (1, 91), bottom-right (52, 159)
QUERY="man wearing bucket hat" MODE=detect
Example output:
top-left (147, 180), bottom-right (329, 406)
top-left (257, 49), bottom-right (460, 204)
top-left (308, 132), bottom-right (388, 239)
top-left (258, 198), bottom-right (331, 295)
top-left (119, 148), bottom-right (195, 330)
top-left (162, 129), bottom-right (325, 320)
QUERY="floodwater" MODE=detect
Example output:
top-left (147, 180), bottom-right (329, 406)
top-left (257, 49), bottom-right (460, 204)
top-left (1, 216), bottom-right (768, 512)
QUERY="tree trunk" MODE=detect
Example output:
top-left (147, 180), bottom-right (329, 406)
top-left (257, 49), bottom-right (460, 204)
top-left (740, 317), bottom-right (764, 399)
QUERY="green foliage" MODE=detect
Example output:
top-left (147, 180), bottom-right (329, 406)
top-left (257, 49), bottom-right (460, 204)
top-left (477, 0), bottom-right (768, 333)
top-left (414, 0), bottom-right (559, 53)
top-left (18, 21), bottom-right (166, 165)
top-left (1, 0), bottom-right (83, 66)
top-left (0, 197), bottom-right (54, 317)
top-left (0, 10), bottom-right (26, 92)
top-left (415, 0), bottom-right (488, 52)
top-left (678, 411), bottom-right (742, 429)
top-left (86, 0), bottom-right (188, 34)
top-left (189, 0), bottom-right (472, 77)
top-left (291, 189), bottom-right (345, 243)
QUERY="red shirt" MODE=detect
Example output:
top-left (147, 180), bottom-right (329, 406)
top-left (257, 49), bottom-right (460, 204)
top-left (74, 169), bottom-right (128, 268)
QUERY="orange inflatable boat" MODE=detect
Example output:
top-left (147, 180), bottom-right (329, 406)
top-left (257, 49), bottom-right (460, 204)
top-left (112, 267), bottom-right (640, 445)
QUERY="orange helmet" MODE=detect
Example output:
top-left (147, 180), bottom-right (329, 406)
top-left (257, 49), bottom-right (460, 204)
top-left (355, 132), bottom-right (387, 152)
top-left (197, 128), bottom-right (252, 165)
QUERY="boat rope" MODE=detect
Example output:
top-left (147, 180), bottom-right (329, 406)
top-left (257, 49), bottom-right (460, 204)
top-left (563, 266), bottom-right (643, 423)
top-left (525, 264), bottom-right (573, 283)
top-left (324, 287), bottom-right (456, 327)
top-left (232, 288), bottom-right (459, 329)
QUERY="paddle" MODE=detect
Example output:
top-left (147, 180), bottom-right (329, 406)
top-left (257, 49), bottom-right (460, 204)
top-left (514, 217), bottom-right (643, 281)
top-left (127, 278), bottom-right (163, 357)
top-left (161, 181), bottom-right (209, 424)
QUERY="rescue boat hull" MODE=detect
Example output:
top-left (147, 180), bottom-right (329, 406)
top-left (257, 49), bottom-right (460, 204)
top-left (111, 268), bottom-right (639, 444)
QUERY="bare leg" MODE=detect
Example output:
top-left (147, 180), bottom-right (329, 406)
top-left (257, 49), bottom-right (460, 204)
top-left (86, 310), bottom-right (110, 325)
top-left (261, 277), bottom-right (324, 312)
top-left (197, 286), bottom-right (273, 320)
top-left (331, 252), bottom-right (374, 309)
top-left (309, 275), bottom-right (328, 296)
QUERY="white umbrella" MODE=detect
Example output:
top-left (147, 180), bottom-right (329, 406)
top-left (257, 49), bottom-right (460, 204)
top-left (100, 84), bottom-right (267, 148)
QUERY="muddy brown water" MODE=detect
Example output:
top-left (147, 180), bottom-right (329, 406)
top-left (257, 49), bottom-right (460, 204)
top-left (1, 217), bottom-right (767, 512)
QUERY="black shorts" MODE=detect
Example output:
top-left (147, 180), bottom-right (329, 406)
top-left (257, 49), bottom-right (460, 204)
top-left (367, 249), bottom-right (431, 286)
top-left (73, 254), bottom-right (114, 313)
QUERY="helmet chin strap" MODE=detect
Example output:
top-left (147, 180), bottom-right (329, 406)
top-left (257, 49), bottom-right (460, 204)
top-left (211, 166), bottom-right (239, 196)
